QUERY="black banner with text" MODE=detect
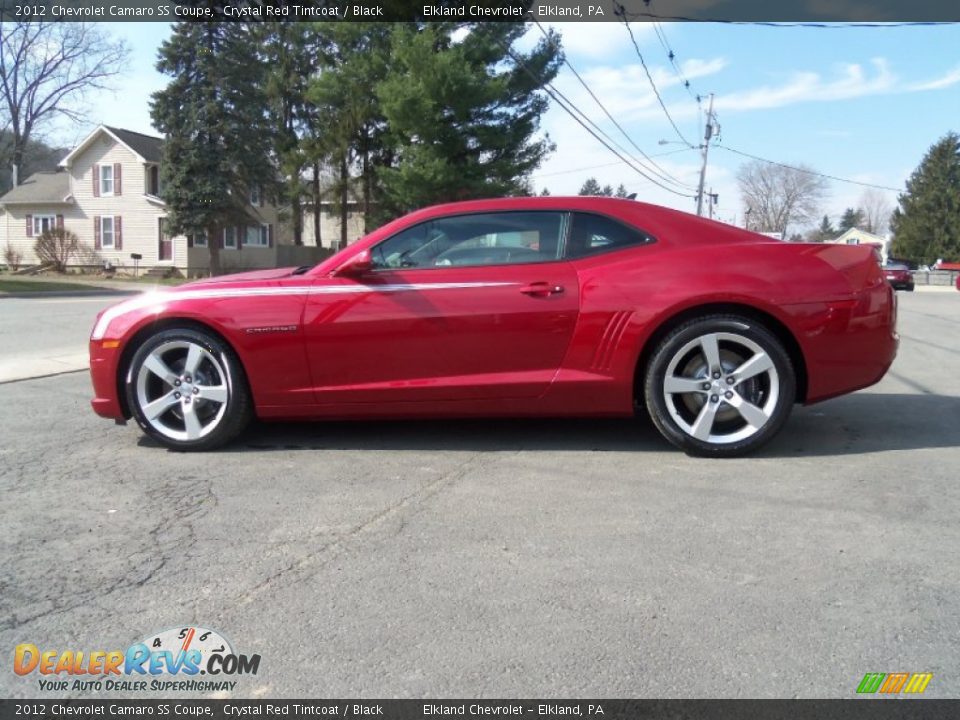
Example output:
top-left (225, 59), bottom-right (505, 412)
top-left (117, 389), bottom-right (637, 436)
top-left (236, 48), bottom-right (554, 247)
top-left (1, 0), bottom-right (959, 23)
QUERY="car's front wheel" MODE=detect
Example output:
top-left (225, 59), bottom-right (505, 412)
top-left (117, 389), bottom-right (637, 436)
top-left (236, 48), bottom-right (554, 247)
top-left (644, 315), bottom-right (796, 457)
top-left (125, 327), bottom-right (252, 451)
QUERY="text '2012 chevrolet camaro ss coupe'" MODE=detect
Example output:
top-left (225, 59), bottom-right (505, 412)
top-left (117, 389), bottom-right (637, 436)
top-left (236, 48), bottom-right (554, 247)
top-left (89, 197), bottom-right (898, 457)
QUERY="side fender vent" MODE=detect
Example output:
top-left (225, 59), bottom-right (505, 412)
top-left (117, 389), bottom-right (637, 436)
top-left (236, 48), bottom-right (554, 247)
top-left (591, 310), bottom-right (633, 372)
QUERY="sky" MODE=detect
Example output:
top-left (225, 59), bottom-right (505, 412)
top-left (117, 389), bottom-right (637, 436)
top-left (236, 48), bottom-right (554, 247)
top-left (54, 21), bottom-right (960, 234)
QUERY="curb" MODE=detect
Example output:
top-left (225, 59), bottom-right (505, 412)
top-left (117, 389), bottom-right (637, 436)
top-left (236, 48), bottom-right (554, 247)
top-left (0, 289), bottom-right (140, 299)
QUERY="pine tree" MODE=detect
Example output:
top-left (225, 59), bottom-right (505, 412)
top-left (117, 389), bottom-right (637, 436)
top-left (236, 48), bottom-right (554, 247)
top-left (890, 132), bottom-right (960, 265)
top-left (375, 23), bottom-right (561, 217)
top-left (258, 24), bottom-right (320, 246)
top-left (600, 184), bottom-right (614, 197)
top-left (578, 177), bottom-right (602, 195)
top-left (151, 22), bottom-right (271, 275)
top-left (838, 207), bottom-right (865, 232)
top-left (810, 214), bottom-right (836, 242)
top-left (308, 23), bottom-right (397, 238)
top-left (614, 184), bottom-right (629, 198)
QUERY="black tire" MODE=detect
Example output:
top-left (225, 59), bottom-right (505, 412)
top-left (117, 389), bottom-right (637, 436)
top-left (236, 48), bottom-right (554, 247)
top-left (643, 314), bottom-right (796, 457)
top-left (125, 327), bottom-right (252, 451)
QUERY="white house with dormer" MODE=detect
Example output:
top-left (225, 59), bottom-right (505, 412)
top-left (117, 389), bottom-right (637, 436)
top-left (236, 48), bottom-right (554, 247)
top-left (0, 125), bottom-right (290, 275)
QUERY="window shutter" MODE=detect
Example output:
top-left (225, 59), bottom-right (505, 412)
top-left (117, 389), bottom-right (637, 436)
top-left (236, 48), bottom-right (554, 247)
top-left (236, 227), bottom-right (243, 251)
top-left (187, 233), bottom-right (193, 249)
top-left (94, 216), bottom-right (101, 249)
top-left (56, 215), bottom-right (64, 230)
top-left (115, 216), bottom-right (122, 250)
top-left (26, 214), bottom-right (33, 237)
top-left (268, 224), bottom-right (274, 248)
top-left (114, 163), bottom-right (122, 196)
top-left (93, 165), bottom-right (100, 197)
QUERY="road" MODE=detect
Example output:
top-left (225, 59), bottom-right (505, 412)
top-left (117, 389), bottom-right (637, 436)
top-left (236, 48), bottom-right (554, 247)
top-left (0, 296), bottom-right (120, 382)
top-left (1, 291), bottom-right (958, 698)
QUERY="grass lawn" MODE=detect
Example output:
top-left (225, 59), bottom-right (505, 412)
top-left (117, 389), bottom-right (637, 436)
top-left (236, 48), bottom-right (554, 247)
top-left (0, 278), bottom-right (115, 293)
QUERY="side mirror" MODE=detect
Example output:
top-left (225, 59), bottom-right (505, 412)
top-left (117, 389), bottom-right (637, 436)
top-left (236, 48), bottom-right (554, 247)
top-left (334, 249), bottom-right (373, 277)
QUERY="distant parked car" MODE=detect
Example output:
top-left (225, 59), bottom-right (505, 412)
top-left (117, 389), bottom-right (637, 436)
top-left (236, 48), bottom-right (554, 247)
top-left (883, 262), bottom-right (914, 291)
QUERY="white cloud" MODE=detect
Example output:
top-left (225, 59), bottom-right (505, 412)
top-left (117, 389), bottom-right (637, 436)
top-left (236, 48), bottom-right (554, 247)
top-left (715, 58), bottom-right (896, 113)
top-left (909, 65), bottom-right (960, 91)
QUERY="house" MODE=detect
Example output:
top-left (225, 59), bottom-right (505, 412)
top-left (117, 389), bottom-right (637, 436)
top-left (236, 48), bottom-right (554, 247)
top-left (0, 125), bottom-right (318, 276)
top-left (827, 227), bottom-right (890, 263)
top-left (300, 198), bottom-right (367, 250)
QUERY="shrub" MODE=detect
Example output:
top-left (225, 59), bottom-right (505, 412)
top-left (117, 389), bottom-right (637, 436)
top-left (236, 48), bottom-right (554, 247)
top-left (34, 227), bottom-right (79, 272)
top-left (3, 242), bottom-right (23, 272)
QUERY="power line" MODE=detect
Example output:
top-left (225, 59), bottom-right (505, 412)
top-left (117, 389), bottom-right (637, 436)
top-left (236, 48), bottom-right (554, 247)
top-left (616, 15), bottom-right (956, 28)
top-left (531, 148), bottom-right (696, 179)
top-left (651, 22), bottom-right (699, 103)
top-left (615, 4), bottom-right (696, 148)
top-left (717, 145), bottom-right (902, 192)
top-left (531, 19), bottom-right (695, 191)
top-left (496, 38), bottom-right (696, 198)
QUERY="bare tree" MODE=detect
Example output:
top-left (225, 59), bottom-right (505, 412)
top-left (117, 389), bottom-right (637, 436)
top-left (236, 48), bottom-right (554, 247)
top-left (858, 188), bottom-right (893, 235)
top-left (0, 22), bottom-right (128, 187)
top-left (736, 160), bottom-right (830, 240)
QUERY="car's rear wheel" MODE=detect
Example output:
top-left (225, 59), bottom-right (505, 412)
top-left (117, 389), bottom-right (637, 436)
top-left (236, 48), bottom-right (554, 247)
top-left (644, 315), bottom-right (796, 457)
top-left (125, 327), bottom-right (252, 451)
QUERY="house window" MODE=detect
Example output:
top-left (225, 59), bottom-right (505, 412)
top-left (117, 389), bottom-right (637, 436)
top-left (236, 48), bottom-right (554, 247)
top-left (33, 214), bottom-right (57, 235)
top-left (191, 231), bottom-right (207, 247)
top-left (101, 216), bottom-right (115, 248)
top-left (223, 227), bottom-right (238, 249)
top-left (148, 166), bottom-right (160, 196)
top-left (250, 186), bottom-right (262, 207)
top-left (242, 224), bottom-right (270, 247)
top-left (846, 238), bottom-right (858, 245)
top-left (100, 165), bottom-right (114, 196)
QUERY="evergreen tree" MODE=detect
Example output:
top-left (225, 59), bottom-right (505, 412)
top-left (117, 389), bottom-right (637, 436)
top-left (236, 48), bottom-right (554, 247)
top-left (151, 22), bottom-right (271, 275)
top-left (600, 184), bottom-right (614, 197)
top-left (258, 24), bottom-right (320, 246)
top-left (539, 187), bottom-right (551, 196)
top-left (614, 184), bottom-right (630, 199)
top-left (810, 214), bottom-right (836, 242)
top-left (890, 132), bottom-right (960, 264)
top-left (375, 23), bottom-right (561, 218)
top-left (838, 207), bottom-right (865, 232)
top-left (308, 23), bottom-right (397, 237)
top-left (578, 177), bottom-right (602, 195)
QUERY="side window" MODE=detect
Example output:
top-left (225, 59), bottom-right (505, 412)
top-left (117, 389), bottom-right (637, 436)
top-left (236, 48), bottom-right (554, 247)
top-left (565, 212), bottom-right (653, 259)
top-left (371, 212), bottom-right (565, 270)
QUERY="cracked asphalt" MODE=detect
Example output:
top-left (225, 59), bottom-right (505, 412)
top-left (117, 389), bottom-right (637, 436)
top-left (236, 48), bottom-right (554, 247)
top-left (1, 292), bottom-right (959, 699)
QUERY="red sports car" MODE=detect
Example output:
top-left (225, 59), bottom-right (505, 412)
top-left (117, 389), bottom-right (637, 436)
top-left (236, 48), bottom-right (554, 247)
top-left (89, 197), bottom-right (898, 457)
top-left (882, 262), bottom-right (915, 291)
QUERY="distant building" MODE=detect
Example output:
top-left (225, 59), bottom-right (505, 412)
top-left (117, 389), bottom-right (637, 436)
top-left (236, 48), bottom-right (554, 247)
top-left (0, 125), bottom-right (363, 275)
top-left (827, 228), bottom-right (890, 263)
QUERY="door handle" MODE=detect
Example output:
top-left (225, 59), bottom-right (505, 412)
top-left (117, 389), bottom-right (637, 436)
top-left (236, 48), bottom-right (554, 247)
top-left (520, 282), bottom-right (565, 297)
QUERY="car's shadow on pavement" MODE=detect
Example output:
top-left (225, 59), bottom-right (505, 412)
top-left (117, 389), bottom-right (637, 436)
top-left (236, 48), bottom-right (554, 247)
top-left (141, 392), bottom-right (958, 458)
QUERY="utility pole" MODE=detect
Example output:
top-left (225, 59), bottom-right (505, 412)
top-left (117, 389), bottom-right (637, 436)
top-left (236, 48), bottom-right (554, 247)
top-left (696, 93), bottom-right (718, 216)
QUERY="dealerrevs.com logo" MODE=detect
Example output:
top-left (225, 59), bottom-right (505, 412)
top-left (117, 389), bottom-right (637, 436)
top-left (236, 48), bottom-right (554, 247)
top-left (14, 626), bottom-right (260, 693)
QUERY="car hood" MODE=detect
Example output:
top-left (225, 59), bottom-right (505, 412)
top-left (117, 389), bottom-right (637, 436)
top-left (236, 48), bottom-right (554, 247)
top-left (178, 267), bottom-right (303, 288)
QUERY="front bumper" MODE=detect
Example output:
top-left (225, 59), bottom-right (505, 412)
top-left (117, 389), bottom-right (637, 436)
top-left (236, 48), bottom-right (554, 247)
top-left (89, 339), bottom-right (126, 420)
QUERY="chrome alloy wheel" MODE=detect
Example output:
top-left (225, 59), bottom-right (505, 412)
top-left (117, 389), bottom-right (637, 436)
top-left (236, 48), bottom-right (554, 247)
top-left (135, 340), bottom-right (230, 442)
top-left (662, 331), bottom-right (779, 445)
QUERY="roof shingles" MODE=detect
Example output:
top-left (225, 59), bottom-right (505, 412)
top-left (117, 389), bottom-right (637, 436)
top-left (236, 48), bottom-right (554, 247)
top-left (0, 170), bottom-right (71, 205)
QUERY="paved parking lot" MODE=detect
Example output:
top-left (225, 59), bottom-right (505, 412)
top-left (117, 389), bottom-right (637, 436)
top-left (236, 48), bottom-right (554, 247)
top-left (1, 291), bottom-right (959, 698)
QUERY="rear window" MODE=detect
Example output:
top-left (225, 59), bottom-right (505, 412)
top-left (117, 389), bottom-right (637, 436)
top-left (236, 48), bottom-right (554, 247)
top-left (565, 212), bottom-right (653, 259)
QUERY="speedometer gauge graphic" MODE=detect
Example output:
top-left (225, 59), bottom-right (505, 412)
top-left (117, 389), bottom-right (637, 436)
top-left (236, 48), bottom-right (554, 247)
top-left (137, 626), bottom-right (233, 670)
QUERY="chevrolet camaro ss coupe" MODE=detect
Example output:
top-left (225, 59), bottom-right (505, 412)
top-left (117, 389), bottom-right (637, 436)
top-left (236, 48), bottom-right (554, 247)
top-left (89, 197), bottom-right (898, 457)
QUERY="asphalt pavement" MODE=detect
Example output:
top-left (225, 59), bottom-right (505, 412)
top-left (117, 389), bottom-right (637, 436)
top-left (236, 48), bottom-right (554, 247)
top-left (1, 290), bottom-right (958, 699)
